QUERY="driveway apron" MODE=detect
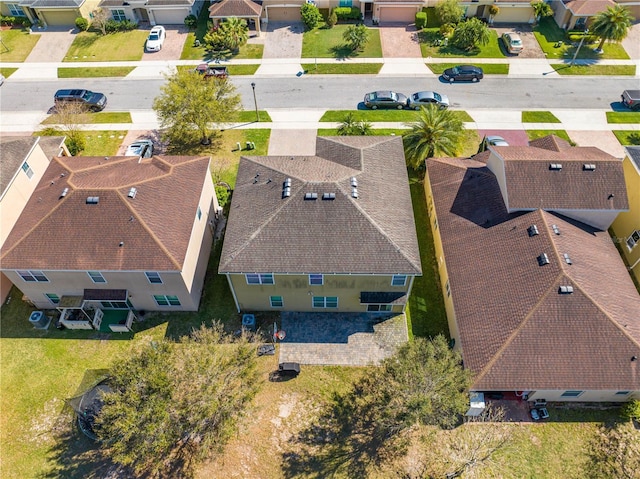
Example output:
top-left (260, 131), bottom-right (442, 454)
top-left (25, 27), bottom-right (77, 63)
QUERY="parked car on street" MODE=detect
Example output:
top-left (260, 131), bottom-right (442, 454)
top-left (363, 90), bottom-right (408, 109)
top-left (486, 135), bottom-right (509, 146)
top-left (408, 91), bottom-right (449, 110)
top-left (502, 32), bottom-right (524, 55)
top-left (442, 65), bottom-right (484, 83)
top-left (145, 26), bottom-right (166, 52)
top-left (124, 139), bottom-right (154, 158)
top-left (621, 90), bottom-right (640, 111)
top-left (54, 89), bottom-right (107, 112)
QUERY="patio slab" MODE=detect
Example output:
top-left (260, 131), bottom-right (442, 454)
top-left (278, 312), bottom-right (408, 366)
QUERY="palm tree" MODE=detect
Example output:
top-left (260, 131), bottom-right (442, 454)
top-left (530, 0), bottom-right (553, 26)
top-left (402, 104), bottom-right (465, 170)
top-left (220, 16), bottom-right (249, 53)
top-left (589, 5), bottom-right (634, 53)
top-left (337, 113), bottom-right (372, 136)
top-left (343, 24), bottom-right (369, 52)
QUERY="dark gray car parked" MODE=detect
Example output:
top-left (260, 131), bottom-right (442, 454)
top-left (363, 90), bottom-right (408, 109)
top-left (442, 65), bottom-right (484, 83)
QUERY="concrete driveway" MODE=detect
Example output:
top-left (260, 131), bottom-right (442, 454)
top-left (141, 26), bottom-right (188, 61)
top-left (492, 24), bottom-right (546, 59)
top-left (25, 27), bottom-right (78, 63)
top-left (262, 21), bottom-right (303, 58)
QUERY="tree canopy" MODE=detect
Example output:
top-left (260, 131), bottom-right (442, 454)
top-left (95, 324), bottom-right (262, 478)
top-left (153, 68), bottom-right (241, 152)
top-left (343, 24), bottom-right (369, 52)
top-left (589, 5), bottom-right (635, 52)
top-left (450, 17), bottom-right (491, 51)
top-left (436, 0), bottom-right (464, 25)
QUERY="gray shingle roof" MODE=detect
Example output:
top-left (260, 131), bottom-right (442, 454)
top-left (626, 146), bottom-right (640, 172)
top-left (219, 136), bottom-right (422, 275)
top-left (0, 136), bottom-right (39, 198)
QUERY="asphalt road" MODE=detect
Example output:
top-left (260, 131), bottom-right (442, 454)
top-left (1, 76), bottom-right (638, 112)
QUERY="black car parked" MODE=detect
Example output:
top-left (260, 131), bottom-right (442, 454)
top-left (442, 65), bottom-right (484, 83)
top-left (54, 89), bottom-right (107, 112)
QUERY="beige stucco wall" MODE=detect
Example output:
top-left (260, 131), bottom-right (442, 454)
top-left (611, 155), bottom-right (640, 283)
top-left (226, 273), bottom-right (412, 312)
top-left (527, 389), bottom-right (640, 402)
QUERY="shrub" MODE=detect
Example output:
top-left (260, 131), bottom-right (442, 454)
top-left (66, 134), bottom-right (86, 156)
top-left (0, 15), bottom-right (16, 26)
top-left (415, 12), bottom-right (427, 29)
top-left (118, 19), bottom-right (138, 31)
top-left (327, 9), bottom-right (337, 28)
top-left (215, 185), bottom-right (231, 208)
top-left (301, 2), bottom-right (323, 30)
top-left (439, 22), bottom-right (454, 37)
top-left (622, 399), bottom-right (640, 421)
top-left (333, 6), bottom-right (361, 21)
top-left (75, 17), bottom-right (89, 31)
top-left (184, 14), bottom-right (197, 30)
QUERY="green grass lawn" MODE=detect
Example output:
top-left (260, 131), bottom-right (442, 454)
top-left (302, 24), bottom-right (382, 58)
top-left (533, 17), bottom-right (630, 60)
top-left (235, 110), bottom-right (272, 122)
top-left (427, 62), bottom-right (509, 75)
top-left (551, 64), bottom-right (635, 76)
top-left (606, 111), bottom-right (640, 124)
top-left (0, 67), bottom-right (18, 77)
top-left (41, 112), bottom-right (132, 125)
top-left (613, 130), bottom-right (640, 145)
top-left (317, 128), bottom-right (408, 136)
top-left (58, 66), bottom-right (135, 78)
top-left (181, 1), bottom-right (212, 60)
top-left (63, 31), bottom-right (148, 62)
top-left (527, 129), bottom-right (572, 143)
top-left (0, 28), bottom-right (40, 62)
top-left (227, 64), bottom-right (260, 75)
top-left (319, 110), bottom-right (474, 123)
top-left (36, 129), bottom-right (127, 155)
top-left (419, 28), bottom-right (504, 58)
top-left (300, 63), bottom-right (383, 74)
top-left (522, 111), bottom-right (561, 123)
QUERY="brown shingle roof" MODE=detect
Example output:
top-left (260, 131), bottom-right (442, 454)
top-left (0, 155), bottom-right (210, 272)
top-left (209, 0), bottom-right (262, 17)
top-left (563, 0), bottom-right (616, 16)
top-left (219, 136), bottom-right (422, 275)
top-left (427, 157), bottom-right (640, 391)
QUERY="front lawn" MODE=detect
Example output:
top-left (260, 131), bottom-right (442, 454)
top-left (300, 63), bottom-right (382, 74)
top-left (419, 28), bottom-right (504, 58)
top-left (58, 66), bottom-right (135, 78)
top-left (427, 62), bottom-right (509, 75)
top-left (606, 111), bottom-right (640, 124)
top-left (613, 130), bottom-right (640, 145)
top-left (302, 24), bottom-right (382, 58)
top-left (522, 111), bottom-right (560, 123)
top-left (551, 64), bottom-right (635, 76)
top-left (0, 28), bottom-right (40, 62)
top-left (63, 31), bottom-right (148, 62)
top-left (41, 112), bottom-right (132, 125)
top-left (181, 0), bottom-right (212, 60)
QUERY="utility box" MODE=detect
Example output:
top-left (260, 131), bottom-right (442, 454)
top-left (29, 311), bottom-right (49, 329)
top-left (278, 362), bottom-right (300, 378)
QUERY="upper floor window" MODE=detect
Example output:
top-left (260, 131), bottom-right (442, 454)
top-left (627, 230), bottom-right (639, 251)
top-left (21, 161), bottom-right (34, 179)
top-left (111, 9), bottom-right (126, 21)
top-left (8, 4), bottom-right (25, 16)
top-left (391, 275), bottom-right (407, 287)
top-left (145, 272), bottom-right (163, 284)
top-left (87, 271), bottom-right (106, 283)
top-left (309, 274), bottom-right (323, 285)
top-left (245, 273), bottom-right (274, 285)
top-left (18, 270), bottom-right (48, 282)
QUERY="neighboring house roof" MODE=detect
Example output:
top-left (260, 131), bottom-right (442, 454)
top-left (626, 146), bottom-right (640, 172)
top-left (1, 155), bottom-right (210, 272)
top-left (145, 0), bottom-right (194, 6)
top-left (27, 0), bottom-right (83, 7)
top-left (427, 155), bottom-right (640, 392)
top-left (0, 136), bottom-right (39, 197)
top-left (489, 141), bottom-right (628, 211)
top-left (209, 0), bottom-right (262, 18)
top-left (219, 136), bottom-right (422, 275)
top-left (37, 136), bottom-right (68, 160)
top-left (562, 0), bottom-right (616, 16)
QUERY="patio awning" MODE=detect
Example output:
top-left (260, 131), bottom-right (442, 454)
top-left (360, 292), bottom-right (407, 304)
top-left (83, 289), bottom-right (128, 301)
top-left (58, 295), bottom-right (83, 308)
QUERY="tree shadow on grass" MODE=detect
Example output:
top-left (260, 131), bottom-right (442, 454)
top-left (330, 44), bottom-right (358, 59)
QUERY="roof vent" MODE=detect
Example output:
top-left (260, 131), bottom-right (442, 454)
top-left (351, 177), bottom-right (358, 188)
top-left (304, 192), bottom-right (318, 201)
top-left (127, 187), bottom-right (137, 199)
top-left (322, 193), bottom-right (336, 200)
top-left (537, 253), bottom-right (550, 266)
top-left (86, 196), bottom-right (99, 204)
top-left (549, 163), bottom-right (562, 170)
top-left (283, 187), bottom-right (291, 198)
top-left (563, 253), bottom-right (572, 265)
top-left (284, 178), bottom-right (291, 188)
top-left (527, 225), bottom-right (539, 237)
top-left (351, 187), bottom-right (359, 199)
top-left (558, 285), bottom-right (574, 294)
top-left (59, 187), bottom-right (69, 199)
top-left (552, 224), bottom-right (560, 235)
top-left (583, 164), bottom-right (596, 171)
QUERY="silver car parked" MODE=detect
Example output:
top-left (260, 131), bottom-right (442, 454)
top-left (408, 91), bottom-right (450, 110)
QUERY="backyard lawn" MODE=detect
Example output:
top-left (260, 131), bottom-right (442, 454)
top-left (302, 24), bottom-right (382, 58)
top-left (0, 28), bottom-right (40, 62)
top-left (63, 31), bottom-right (148, 62)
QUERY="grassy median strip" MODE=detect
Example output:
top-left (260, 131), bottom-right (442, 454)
top-left (522, 111), bottom-right (561, 123)
top-left (613, 130), bottom-right (640, 145)
top-left (606, 111), bottom-right (640, 124)
top-left (0, 67), bottom-right (18, 78)
top-left (320, 110), bottom-right (473, 123)
top-left (527, 129), bottom-right (572, 143)
top-left (551, 64), bottom-right (635, 76)
top-left (235, 111), bottom-right (272, 122)
top-left (427, 63), bottom-right (509, 75)
top-left (300, 63), bottom-right (382, 74)
top-left (58, 67), bottom-right (136, 78)
top-left (41, 112), bottom-right (132, 125)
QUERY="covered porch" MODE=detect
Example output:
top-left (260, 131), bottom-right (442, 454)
top-left (57, 289), bottom-right (136, 333)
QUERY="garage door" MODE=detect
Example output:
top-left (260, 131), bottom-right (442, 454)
top-left (378, 7), bottom-right (416, 24)
top-left (40, 10), bottom-right (79, 26)
top-left (267, 6), bottom-right (302, 21)
top-left (151, 8), bottom-right (189, 25)
top-left (493, 8), bottom-right (531, 23)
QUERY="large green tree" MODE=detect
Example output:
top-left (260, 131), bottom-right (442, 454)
top-left (435, 0), bottom-right (464, 26)
top-left (343, 24), bottom-right (369, 52)
top-left (96, 325), bottom-right (261, 478)
top-left (153, 68), bottom-right (241, 150)
top-left (530, 0), bottom-right (553, 25)
top-left (203, 16), bottom-right (249, 54)
top-left (402, 104), bottom-right (465, 169)
top-left (589, 5), bottom-right (634, 53)
top-left (450, 17), bottom-right (491, 51)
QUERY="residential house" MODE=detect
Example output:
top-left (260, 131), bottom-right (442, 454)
top-left (549, 0), bottom-right (616, 30)
top-left (425, 135), bottom-right (640, 402)
top-left (208, 0), bottom-right (262, 34)
top-left (0, 136), bottom-right (69, 304)
top-left (0, 154), bottom-right (219, 331)
top-left (219, 136), bottom-right (422, 313)
top-left (96, 0), bottom-right (205, 25)
top-left (611, 146), bottom-right (640, 284)
top-left (1, 0), bottom-right (101, 26)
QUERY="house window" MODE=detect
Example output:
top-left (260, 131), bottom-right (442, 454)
top-left (627, 230), bottom-right (640, 251)
top-left (196, 206), bottom-right (202, 220)
top-left (100, 301), bottom-right (130, 309)
top-left (153, 295), bottom-right (181, 306)
top-left (367, 304), bottom-right (392, 312)
top-left (21, 161), bottom-right (34, 179)
top-left (313, 296), bottom-right (338, 308)
top-left (309, 274), bottom-right (323, 285)
top-left (145, 272), bottom-right (163, 284)
top-left (445, 280), bottom-right (451, 297)
top-left (45, 293), bottom-right (60, 304)
top-left (111, 9), bottom-right (126, 21)
top-left (391, 275), bottom-right (407, 287)
top-left (560, 390), bottom-right (583, 398)
top-left (245, 273), bottom-right (274, 285)
top-left (615, 391), bottom-right (631, 396)
top-left (87, 271), bottom-right (106, 283)
top-left (17, 270), bottom-right (48, 282)
top-left (270, 296), bottom-right (283, 308)
top-left (7, 4), bottom-right (25, 16)
top-left (338, 0), bottom-right (352, 6)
